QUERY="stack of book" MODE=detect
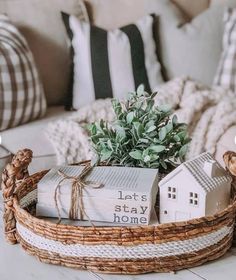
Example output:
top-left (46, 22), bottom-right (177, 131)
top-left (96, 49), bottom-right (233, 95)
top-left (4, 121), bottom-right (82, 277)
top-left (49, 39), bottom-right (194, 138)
top-left (36, 166), bottom-right (159, 225)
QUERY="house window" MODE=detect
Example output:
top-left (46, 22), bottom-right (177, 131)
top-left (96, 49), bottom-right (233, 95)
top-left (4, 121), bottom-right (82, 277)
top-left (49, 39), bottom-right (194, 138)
top-left (167, 187), bottom-right (177, 199)
top-left (189, 192), bottom-right (198, 206)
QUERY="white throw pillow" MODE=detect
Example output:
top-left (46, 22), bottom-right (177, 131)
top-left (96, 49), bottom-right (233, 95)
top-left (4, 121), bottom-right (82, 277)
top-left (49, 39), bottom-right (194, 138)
top-left (147, 0), bottom-right (236, 86)
top-left (62, 13), bottom-right (164, 109)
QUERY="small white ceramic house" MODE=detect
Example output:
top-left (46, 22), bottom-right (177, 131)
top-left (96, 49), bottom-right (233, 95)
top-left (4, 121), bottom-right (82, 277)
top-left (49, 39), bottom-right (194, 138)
top-left (159, 152), bottom-right (232, 224)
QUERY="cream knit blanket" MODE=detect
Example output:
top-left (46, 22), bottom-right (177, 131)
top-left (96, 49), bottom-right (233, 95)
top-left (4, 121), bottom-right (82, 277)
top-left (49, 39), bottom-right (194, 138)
top-left (46, 77), bottom-right (236, 165)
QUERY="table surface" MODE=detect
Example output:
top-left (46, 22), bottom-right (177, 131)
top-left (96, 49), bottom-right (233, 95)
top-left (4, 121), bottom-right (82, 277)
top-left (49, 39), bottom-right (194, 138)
top-left (1, 196), bottom-right (236, 280)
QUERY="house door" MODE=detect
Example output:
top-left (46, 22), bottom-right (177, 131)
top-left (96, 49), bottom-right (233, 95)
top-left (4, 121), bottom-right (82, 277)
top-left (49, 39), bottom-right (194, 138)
top-left (175, 211), bottom-right (190, 222)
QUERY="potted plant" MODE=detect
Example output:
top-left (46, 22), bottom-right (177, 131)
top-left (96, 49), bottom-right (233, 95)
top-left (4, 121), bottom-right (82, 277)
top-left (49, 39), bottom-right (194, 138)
top-left (88, 85), bottom-right (191, 172)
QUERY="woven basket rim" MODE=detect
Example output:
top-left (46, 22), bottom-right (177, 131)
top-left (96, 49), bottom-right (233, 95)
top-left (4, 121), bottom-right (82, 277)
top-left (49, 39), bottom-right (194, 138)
top-left (13, 169), bottom-right (236, 231)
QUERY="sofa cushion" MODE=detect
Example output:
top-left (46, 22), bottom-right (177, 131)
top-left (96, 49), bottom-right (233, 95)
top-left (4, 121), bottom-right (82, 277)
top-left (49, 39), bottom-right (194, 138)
top-left (0, 106), bottom-right (72, 173)
top-left (0, 0), bottom-right (88, 106)
top-left (84, 0), bottom-right (190, 29)
top-left (62, 13), bottom-right (164, 109)
top-left (85, 0), bottom-right (147, 30)
top-left (147, 0), bottom-right (236, 85)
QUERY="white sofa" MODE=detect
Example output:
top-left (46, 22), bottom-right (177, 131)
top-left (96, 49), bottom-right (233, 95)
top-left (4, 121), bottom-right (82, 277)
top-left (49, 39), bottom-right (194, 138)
top-left (0, 0), bottom-right (235, 174)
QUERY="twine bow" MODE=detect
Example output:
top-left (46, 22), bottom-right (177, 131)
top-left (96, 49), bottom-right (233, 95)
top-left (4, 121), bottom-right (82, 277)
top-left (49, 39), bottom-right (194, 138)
top-left (54, 165), bottom-right (103, 224)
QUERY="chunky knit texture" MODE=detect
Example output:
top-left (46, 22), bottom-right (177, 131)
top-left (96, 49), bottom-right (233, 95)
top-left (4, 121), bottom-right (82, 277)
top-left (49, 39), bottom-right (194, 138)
top-left (46, 77), bottom-right (236, 164)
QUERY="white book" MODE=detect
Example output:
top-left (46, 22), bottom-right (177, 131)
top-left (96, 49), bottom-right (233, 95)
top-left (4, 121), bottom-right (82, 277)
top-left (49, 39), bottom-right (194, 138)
top-left (36, 166), bottom-right (159, 225)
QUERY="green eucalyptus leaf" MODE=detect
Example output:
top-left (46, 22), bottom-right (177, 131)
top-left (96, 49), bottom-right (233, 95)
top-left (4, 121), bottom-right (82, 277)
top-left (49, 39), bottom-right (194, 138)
top-left (87, 123), bottom-right (96, 135)
top-left (165, 122), bottom-right (173, 133)
top-left (107, 139), bottom-right (113, 150)
top-left (146, 99), bottom-right (154, 110)
top-left (149, 145), bottom-right (165, 153)
top-left (179, 144), bottom-right (188, 158)
top-left (174, 135), bottom-right (181, 142)
top-left (133, 122), bottom-right (140, 129)
top-left (149, 131), bottom-right (158, 137)
top-left (153, 138), bottom-right (161, 144)
top-left (177, 131), bottom-right (187, 140)
top-left (135, 101), bottom-right (142, 109)
top-left (101, 150), bottom-right (112, 161)
top-left (150, 154), bottom-right (159, 161)
top-left (126, 111), bottom-right (134, 124)
top-left (159, 127), bottom-right (167, 141)
top-left (177, 123), bottom-right (188, 131)
top-left (184, 137), bottom-right (192, 144)
top-left (133, 122), bottom-right (144, 137)
top-left (129, 150), bottom-right (142, 160)
top-left (127, 92), bottom-right (135, 100)
top-left (91, 155), bottom-right (99, 166)
top-left (143, 148), bottom-right (150, 156)
top-left (139, 138), bottom-right (149, 144)
top-left (145, 120), bottom-right (155, 129)
top-left (158, 104), bottom-right (171, 113)
top-left (146, 125), bottom-right (156, 133)
top-left (150, 92), bottom-right (158, 99)
top-left (137, 84), bottom-right (145, 96)
top-left (160, 160), bottom-right (167, 169)
top-left (144, 155), bottom-right (151, 162)
top-left (115, 125), bottom-right (126, 139)
top-left (172, 114), bottom-right (178, 125)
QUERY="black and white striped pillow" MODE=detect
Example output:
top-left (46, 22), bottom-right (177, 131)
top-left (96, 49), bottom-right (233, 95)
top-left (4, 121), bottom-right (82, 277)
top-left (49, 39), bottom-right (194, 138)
top-left (0, 15), bottom-right (47, 131)
top-left (62, 13), bottom-right (163, 109)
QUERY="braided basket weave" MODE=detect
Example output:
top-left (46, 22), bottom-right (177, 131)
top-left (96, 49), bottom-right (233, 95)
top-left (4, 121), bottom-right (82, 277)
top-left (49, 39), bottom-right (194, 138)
top-left (2, 149), bottom-right (236, 274)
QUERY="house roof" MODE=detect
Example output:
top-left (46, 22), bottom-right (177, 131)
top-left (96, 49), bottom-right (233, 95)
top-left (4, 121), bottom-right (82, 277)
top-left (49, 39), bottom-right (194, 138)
top-left (183, 152), bottom-right (232, 192)
top-left (159, 152), bottom-right (232, 192)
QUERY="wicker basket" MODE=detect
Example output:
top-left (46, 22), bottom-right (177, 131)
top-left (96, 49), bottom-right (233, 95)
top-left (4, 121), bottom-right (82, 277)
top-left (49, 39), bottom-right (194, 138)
top-left (2, 149), bottom-right (236, 275)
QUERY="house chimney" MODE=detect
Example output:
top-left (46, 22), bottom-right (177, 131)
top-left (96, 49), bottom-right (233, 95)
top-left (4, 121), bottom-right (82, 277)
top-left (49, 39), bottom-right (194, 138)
top-left (203, 160), bottom-right (218, 178)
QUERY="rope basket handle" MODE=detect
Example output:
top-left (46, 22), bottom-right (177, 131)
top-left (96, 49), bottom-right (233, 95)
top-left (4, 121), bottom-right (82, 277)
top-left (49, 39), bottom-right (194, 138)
top-left (223, 151), bottom-right (236, 246)
top-left (1, 149), bottom-right (33, 244)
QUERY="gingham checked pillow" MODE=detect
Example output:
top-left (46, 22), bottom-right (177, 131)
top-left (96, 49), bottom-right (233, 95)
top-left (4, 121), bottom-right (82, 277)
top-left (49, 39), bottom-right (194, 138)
top-left (0, 15), bottom-right (47, 131)
top-left (214, 8), bottom-right (236, 91)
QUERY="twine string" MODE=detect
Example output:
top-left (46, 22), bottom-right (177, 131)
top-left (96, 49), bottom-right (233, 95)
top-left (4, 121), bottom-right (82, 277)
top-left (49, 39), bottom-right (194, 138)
top-left (54, 165), bottom-right (103, 224)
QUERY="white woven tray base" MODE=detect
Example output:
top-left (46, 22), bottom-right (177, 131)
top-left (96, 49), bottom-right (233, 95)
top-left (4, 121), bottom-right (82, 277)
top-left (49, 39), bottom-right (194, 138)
top-left (16, 222), bottom-right (233, 259)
